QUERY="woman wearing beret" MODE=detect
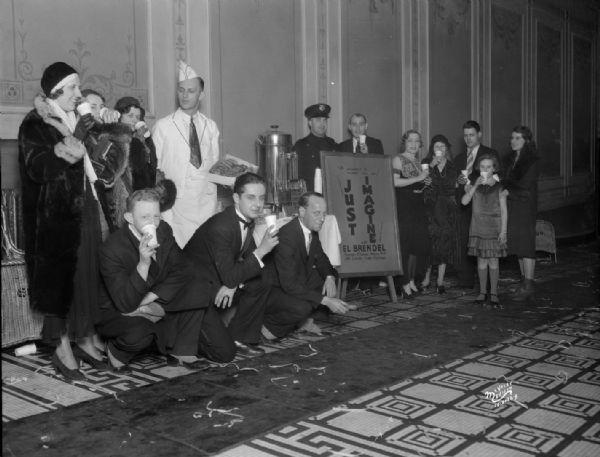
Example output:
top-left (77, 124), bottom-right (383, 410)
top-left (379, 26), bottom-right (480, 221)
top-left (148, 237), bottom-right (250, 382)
top-left (502, 125), bottom-right (540, 302)
top-left (18, 62), bottom-right (109, 379)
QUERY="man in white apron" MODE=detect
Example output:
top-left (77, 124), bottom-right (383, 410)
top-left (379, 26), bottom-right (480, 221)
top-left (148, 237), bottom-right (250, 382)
top-left (152, 61), bottom-right (234, 248)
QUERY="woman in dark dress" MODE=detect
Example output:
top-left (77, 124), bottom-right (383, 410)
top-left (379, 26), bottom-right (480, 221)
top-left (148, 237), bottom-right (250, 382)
top-left (422, 134), bottom-right (461, 293)
top-left (18, 62), bottom-right (108, 380)
top-left (114, 96), bottom-right (158, 191)
top-left (392, 129), bottom-right (431, 298)
top-left (502, 125), bottom-right (539, 301)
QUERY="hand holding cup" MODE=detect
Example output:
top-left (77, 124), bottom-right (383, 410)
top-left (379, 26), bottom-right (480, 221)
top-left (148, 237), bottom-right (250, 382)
top-left (135, 121), bottom-right (151, 138)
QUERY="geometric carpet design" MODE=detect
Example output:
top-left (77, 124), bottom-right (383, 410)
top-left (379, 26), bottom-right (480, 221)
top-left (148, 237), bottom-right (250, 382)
top-left (218, 307), bottom-right (600, 457)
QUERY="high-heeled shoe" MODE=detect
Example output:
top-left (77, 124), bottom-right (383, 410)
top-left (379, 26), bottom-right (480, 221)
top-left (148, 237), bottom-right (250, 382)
top-left (512, 279), bottom-right (535, 302)
top-left (490, 294), bottom-right (501, 308)
top-left (72, 345), bottom-right (110, 370)
top-left (420, 281), bottom-right (430, 290)
top-left (401, 284), bottom-right (413, 299)
top-left (436, 285), bottom-right (446, 294)
top-left (474, 294), bottom-right (486, 305)
top-left (409, 282), bottom-right (419, 293)
top-left (51, 352), bottom-right (86, 381)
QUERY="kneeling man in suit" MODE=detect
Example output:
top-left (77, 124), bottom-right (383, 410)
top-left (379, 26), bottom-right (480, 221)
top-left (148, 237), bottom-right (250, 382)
top-left (185, 173), bottom-right (279, 357)
top-left (263, 192), bottom-right (353, 339)
top-left (97, 189), bottom-right (235, 372)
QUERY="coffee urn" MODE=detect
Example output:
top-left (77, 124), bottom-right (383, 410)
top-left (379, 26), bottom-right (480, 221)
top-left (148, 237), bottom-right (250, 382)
top-left (255, 125), bottom-right (292, 206)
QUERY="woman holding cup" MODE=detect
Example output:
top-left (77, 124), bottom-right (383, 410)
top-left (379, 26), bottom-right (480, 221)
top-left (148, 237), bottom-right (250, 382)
top-left (501, 126), bottom-right (540, 302)
top-left (114, 96), bottom-right (158, 190)
top-left (421, 135), bottom-right (460, 293)
top-left (18, 62), bottom-right (109, 379)
top-left (392, 129), bottom-right (432, 298)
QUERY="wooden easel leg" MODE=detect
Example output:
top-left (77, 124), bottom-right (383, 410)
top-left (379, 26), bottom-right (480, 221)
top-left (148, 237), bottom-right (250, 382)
top-left (386, 275), bottom-right (397, 303)
top-left (340, 278), bottom-right (348, 300)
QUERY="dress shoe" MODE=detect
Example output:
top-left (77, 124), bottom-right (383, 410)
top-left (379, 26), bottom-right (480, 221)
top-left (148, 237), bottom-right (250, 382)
top-left (72, 345), bottom-right (110, 371)
top-left (165, 354), bottom-right (211, 370)
top-left (234, 341), bottom-right (265, 357)
top-left (51, 352), bottom-right (86, 382)
top-left (106, 345), bottom-right (133, 374)
top-left (110, 363), bottom-right (133, 375)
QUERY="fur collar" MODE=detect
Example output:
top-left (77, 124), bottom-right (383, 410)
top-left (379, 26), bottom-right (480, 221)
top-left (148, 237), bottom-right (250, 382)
top-left (33, 93), bottom-right (71, 138)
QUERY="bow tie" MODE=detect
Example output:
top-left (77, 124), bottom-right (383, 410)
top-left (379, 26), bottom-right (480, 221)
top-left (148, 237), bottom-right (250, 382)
top-left (238, 216), bottom-right (255, 230)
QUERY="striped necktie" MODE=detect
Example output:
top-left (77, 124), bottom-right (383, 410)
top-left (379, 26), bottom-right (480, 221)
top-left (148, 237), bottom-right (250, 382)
top-left (189, 119), bottom-right (202, 168)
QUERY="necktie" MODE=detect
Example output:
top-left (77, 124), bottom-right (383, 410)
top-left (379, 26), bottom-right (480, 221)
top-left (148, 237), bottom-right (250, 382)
top-left (237, 216), bottom-right (255, 230)
top-left (306, 232), bottom-right (312, 255)
top-left (239, 223), bottom-right (255, 258)
top-left (466, 149), bottom-right (475, 173)
top-left (189, 119), bottom-right (202, 168)
top-left (354, 140), bottom-right (360, 154)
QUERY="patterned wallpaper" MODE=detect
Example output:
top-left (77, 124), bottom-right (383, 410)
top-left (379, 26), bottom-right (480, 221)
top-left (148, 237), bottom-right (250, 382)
top-left (0, 0), bottom-right (149, 110)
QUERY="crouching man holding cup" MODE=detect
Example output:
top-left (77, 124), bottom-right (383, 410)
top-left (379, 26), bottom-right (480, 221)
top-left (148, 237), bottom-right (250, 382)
top-left (97, 189), bottom-right (235, 372)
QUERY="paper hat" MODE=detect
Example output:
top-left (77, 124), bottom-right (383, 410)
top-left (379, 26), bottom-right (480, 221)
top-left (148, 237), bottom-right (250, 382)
top-left (178, 60), bottom-right (198, 82)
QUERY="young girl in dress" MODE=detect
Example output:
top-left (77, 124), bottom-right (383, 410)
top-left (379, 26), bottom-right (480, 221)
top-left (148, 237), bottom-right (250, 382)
top-left (461, 154), bottom-right (508, 306)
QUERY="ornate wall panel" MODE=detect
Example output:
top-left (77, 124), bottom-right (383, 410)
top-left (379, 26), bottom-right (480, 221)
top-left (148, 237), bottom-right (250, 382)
top-left (215, 0), bottom-right (298, 160)
top-left (535, 21), bottom-right (563, 178)
top-left (342, 0), bottom-right (401, 154)
top-left (0, 0), bottom-right (149, 114)
top-left (490, 2), bottom-right (523, 153)
top-left (571, 36), bottom-right (593, 174)
top-left (429, 0), bottom-right (471, 150)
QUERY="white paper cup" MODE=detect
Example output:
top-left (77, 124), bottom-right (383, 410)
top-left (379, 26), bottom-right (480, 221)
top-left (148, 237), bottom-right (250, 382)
top-left (480, 171), bottom-right (491, 179)
top-left (264, 214), bottom-right (277, 229)
top-left (15, 343), bottom-right (37, 357)
top-left (461, 169), bottom-right (469, 178)
top-left (135, 121), bottom-right (151, 138)
top-left (493, 173), bottom-right (500, 182)
top-left (358, 134), bottom-right (366, 144)
top-left (76, 102), bottom-right (92, 116)
top-left (99, 106), bottom-right (108, 118)
top-left (421, 163), bottom-right (429, 171)
top-left (141, 224), bottom-right (158, 247)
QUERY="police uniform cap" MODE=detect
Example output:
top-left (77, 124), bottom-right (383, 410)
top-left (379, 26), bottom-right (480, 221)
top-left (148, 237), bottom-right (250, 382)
top-left (304, 103), bottom-right (331, 119)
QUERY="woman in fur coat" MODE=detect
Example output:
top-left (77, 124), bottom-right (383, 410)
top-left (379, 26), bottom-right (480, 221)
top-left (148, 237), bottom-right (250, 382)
top-left (502, 125), bottom-right (540, 302)
top-left (18, 62), bottom-right (110, 379)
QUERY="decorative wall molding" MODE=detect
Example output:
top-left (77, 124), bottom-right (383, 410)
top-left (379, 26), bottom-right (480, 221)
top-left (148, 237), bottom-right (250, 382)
top-left (400, 0), bottom-right (429, 143)
top-left (0, 0), bottom-right (152, 139)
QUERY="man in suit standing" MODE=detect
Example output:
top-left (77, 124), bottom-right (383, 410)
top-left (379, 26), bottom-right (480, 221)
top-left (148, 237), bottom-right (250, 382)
top-left (338, 113), bottom-right (384, 155)
top-left (454, 120), bottom-right (500, 289)
top-left (185, 173), bottom-right (279, 356)
top-left (293, 103), bottom-right (338, 191)
top-left (98, 189), bottom-right (236, 372)
top-left (263, 192), bottom-right (353, 339)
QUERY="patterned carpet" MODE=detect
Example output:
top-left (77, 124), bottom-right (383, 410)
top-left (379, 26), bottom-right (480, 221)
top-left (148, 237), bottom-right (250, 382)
top-left (2, 244), bottom-right (599, 456)
top-left (218, 307), bottom-right (600, 457)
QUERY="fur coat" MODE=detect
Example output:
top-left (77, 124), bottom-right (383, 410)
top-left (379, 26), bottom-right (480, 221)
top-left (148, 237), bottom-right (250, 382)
top-left (90, 126), bottom-right (176, 233)
top-left (18, 95), bottom-right (89, 316)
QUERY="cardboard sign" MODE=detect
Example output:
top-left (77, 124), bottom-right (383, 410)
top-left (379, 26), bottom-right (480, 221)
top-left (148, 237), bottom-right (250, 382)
top-left (320, 152), bottom-right (402, 277)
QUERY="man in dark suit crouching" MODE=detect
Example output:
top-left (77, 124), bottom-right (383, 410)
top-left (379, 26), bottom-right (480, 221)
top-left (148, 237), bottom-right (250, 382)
top-left (185, 173), bottom-right (279, 356)
top-left (97, 189), bottom-right (235, 372)
top-left (263, 192), bottom-right (353, 339)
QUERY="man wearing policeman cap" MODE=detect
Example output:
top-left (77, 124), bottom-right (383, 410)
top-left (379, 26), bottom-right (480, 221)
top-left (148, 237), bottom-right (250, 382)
top-left (293, 103), bottom-right (338, 191)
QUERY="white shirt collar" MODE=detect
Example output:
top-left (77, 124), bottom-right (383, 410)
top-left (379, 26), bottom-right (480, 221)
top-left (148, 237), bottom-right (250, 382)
top-left (299, 219), bottom-right (312, 241)
top-left (235, 208), bottom-right (251, 229)
top-left (128, 224), bottom-right (142, 241)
